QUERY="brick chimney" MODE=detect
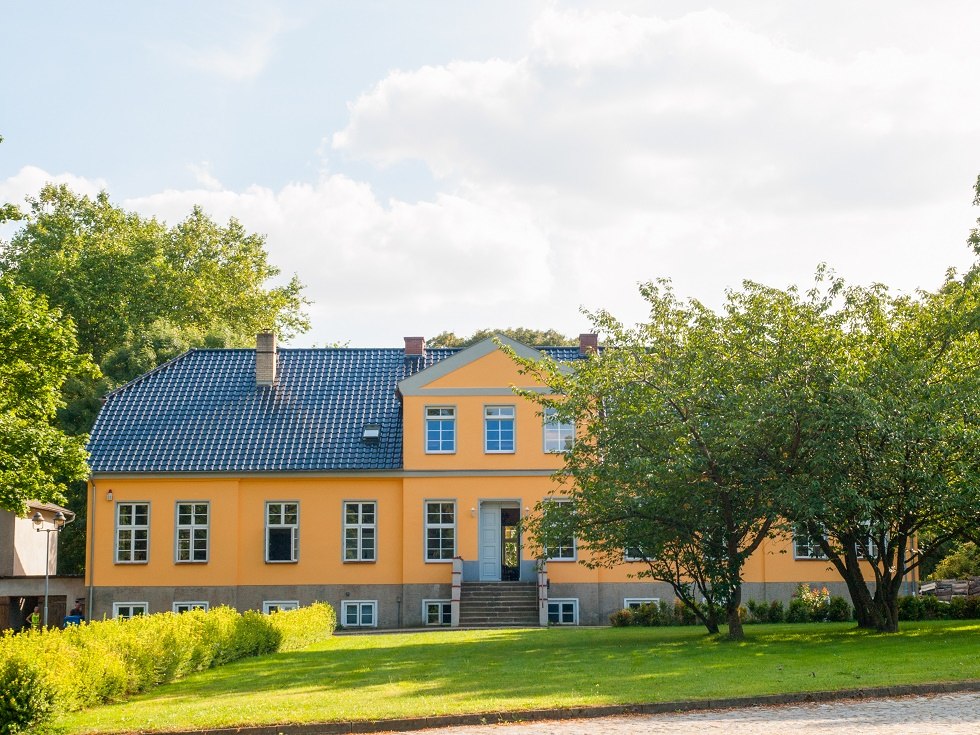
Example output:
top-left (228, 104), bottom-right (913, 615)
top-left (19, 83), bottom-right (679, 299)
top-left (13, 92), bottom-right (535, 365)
top-left (256, 331), bottom-right (277, 387)
top-left (579, 333), bottom-right (598, 355)
top-left (404, 336), bottom-right (426, 358)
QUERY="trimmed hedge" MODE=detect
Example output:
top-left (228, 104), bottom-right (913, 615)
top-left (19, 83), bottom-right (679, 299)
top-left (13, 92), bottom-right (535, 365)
top-left (0, 602), bottom-right (336, 735)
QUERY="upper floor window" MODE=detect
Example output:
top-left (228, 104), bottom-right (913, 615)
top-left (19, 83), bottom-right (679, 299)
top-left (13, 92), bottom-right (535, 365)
top-left (425, 501), bottom-right (456, 561)
top-left (425, 406), bottom-right (456, 453)
top-left (793, 524), bottom-right (827, 560)
top-left (485, 405), bottom-right (516, 453)
top-left (543, 407), bottom-right (574, 453)
top-left (266, 502), bottom-right (299, 562)
top-left (115, 502), bottom-right (149, 563)
top-left (344, 501), bottom-right (376, 562)
top-left (175, 502), bottom-right (209, 563)
top-left (543, 499), bottom-right (576, 561)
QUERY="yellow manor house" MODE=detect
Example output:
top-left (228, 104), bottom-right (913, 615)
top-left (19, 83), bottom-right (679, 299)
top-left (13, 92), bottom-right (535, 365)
top-left (85, 333), bottom-right (875, 627)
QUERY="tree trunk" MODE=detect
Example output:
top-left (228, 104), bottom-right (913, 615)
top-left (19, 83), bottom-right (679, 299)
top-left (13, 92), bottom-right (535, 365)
top-left (726, 583), bottom-right (744, 640)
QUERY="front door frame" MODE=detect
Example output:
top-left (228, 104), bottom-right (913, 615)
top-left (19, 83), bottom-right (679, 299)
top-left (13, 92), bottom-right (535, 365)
top-left (478, 499), bottom-right (522, 582)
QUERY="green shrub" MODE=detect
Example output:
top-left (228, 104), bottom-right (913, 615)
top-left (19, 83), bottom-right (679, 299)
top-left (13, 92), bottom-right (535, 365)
top-left (768, 600), bottom-right (785, 623)
top-left (609, 609), bottom-right (633, 627)
top-left (0, 602), bottom-right (336, 734)
top-left (826, 596), bottom-right (852, 622)
top-left (786, 598), bottom-right (810, 623)
top-left (898, 595), bottom-right (925, 621)
top-left (632, 602), bottom-right (662, 626)
top-left (0, 636), bottom-right (56, 735)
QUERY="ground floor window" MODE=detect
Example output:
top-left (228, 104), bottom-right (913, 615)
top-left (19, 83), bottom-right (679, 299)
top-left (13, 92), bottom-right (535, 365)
top-left (342, 600), bottom-right (377, 627)
top-left (423, 599), bottom-right (452, 626)
top-left (173, 601), bottom-right (209, 613)
top-left (793, 524), bottom-right (828, 559)
top-left (547, 598), bottom-right (578, 625)
top-left (624, 598), bottom-right (660, 609)
top-left (263, 600), bottom-right (299, 613)
top-left (112, 602), bottom-right (148, 619)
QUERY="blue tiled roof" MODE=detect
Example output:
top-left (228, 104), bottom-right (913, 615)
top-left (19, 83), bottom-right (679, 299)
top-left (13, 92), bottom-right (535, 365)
top-left (87, 345), bottom-right (579, 473)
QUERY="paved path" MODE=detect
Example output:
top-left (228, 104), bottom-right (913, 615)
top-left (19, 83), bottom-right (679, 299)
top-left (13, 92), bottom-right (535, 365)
top-left (385, 692), bottom-right (980, 734)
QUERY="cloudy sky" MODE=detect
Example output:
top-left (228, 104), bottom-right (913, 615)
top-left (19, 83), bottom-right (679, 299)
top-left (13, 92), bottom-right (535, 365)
top-left (3, 1), bottom-right (980, 347)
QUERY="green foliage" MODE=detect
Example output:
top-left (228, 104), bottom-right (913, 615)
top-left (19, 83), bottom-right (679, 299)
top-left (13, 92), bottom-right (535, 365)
top-left (429, 328), bottom-right (575, 349)
top-left (0, 276), bottom-right (95, 513)
top-left (826, 597), bottom-right (853, 622)
top-left (929, 542), bottom-right (980, 580)
top-left (1, 184), bottom-right (310, 567)
top-left (786, 598), bottom-right (810, 623)
top-left (515, 279), bottom-right (830, 638)
top-left (897, 595), bottom-right (980, 621)
top-left (0, 644), bottom-right (55, 735)
top-left (1, 185), bottom-right (309, 370)
top-left (0, 603), bottom-right (336, 733)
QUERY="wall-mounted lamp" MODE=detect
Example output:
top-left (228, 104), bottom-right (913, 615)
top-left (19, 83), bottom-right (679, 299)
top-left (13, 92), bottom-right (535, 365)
top-left (106, 490), bottom-right (113, 501)
top-left (470, 507), bottom-right (476, 517)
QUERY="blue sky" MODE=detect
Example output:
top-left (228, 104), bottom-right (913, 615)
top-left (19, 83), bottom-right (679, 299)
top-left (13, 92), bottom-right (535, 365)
top-left (3, 1), bottom-right (980, 346)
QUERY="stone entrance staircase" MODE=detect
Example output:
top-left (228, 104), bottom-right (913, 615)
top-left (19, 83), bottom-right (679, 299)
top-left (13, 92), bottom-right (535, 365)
top-left (458, 582), bottom-right (540, 627)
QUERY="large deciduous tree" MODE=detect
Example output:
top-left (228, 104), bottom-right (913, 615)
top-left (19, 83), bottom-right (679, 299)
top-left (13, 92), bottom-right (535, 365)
top-left (794, 274), bottom-right (980, 632)
top-left (0, 184), bottom-right (310, 570)
top-left (515, 280), bottom-right (831, 639)
top-left (430, 328), bottom-right (575, 349)
top-left (0, 275), bottom-right (94, 513)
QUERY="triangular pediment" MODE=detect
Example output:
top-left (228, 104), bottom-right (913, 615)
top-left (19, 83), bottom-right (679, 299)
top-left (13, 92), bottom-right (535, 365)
top-left (398, 334), bottom-right (565, 397)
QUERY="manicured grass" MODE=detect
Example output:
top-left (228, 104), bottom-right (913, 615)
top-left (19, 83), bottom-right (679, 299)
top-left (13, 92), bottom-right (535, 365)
top-left (61, 621), bottom-right (980, 734)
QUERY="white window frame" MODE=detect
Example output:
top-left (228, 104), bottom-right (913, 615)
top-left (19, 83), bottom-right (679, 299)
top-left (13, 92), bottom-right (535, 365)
top-left (343, 501), bottom-right (377, 562)
top-left (173, 601), bottom-right (209, 613)
top-left (424, 500), bottom-right (456, 562)
top-left (175, 501), bottom-right (209, 563)
top-left (425, 406), bottom-right (456, 453)
top-left (263, 600), bottom-right (299, 613)
top-left (342, 600), bottom-right (378, 628)
top-left (624, 597), bottom-right (660, 609)
top-left (543, 499), bottom-right (576, 562)
top-left (543, 406), bottom-right (575, 453)
top-left (547, 598), bottom-right (579, 625)
top-left (422, 599), bottom-right (452, 626)
top-left (484, 405), bottom-right (516, 453)
top-left (793, 524), bottom-right (828, 560)
top-left (624, 546), bottom-right (650, 562)
top-left (112, 602), bottom-right (148, 619)
top-left (115, 502), bottom-right (150, 564)
top-left (265, 501), bottom-right (299, 563)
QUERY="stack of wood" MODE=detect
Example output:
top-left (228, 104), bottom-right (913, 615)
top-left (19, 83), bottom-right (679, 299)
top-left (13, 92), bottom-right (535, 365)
top-left (918, 577), bottom-right (980, 599)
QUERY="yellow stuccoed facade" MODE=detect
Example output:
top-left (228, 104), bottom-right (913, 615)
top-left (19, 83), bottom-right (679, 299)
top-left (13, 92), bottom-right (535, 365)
top-left (86, 336), bottom-right (892, 626)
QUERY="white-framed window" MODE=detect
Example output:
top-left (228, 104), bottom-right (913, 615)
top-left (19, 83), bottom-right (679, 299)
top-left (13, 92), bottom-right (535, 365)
top-left (547, 598), bottom-right (579, 625)
top-left (263, 600), bottom-right (299, 614)
top-left (624, 546), bottom-right (651, 562)
top-left (175, 502), bottom-right (209, 563)
top-left (425, 500), bottom-right (456, 561)
top-left (793, 524), bottom-right (828, 560)
top-left (113, 602), bottom-right (148, 619)
top-left (342, 600), bottom-right (377, 627)
top-left (856, 522), bottom-right (883, 559)
top-left (115, 502), bottom-right (149, 563)
top-left (624, 597), bottom-right (660, 609)
top-left (425, 406), bottom-right (456, 453)
top-left (173, 601), bottom-right (209, 613)
top-left (543, 499), bottom-right (576, 561)
top-left (543, 406), bottom-right (574, 453)
top-left (266, 502), bottom-right (299, 562)
top-left (343, 501), bottom-right (376, 562)
top-left (485, 405), bottom-right (516, 453)
top-left (423, 599), bottom-right (452, 626)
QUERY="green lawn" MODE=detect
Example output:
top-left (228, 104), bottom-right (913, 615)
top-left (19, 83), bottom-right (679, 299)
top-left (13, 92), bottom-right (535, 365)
top-left (61, 621), bottom-right (980, 734)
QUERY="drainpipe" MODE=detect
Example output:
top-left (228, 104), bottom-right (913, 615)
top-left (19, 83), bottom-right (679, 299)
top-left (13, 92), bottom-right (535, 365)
top-left (451, 557), bottom-right (462, 627)
top-left (87, 480), bottom-right (96, 619)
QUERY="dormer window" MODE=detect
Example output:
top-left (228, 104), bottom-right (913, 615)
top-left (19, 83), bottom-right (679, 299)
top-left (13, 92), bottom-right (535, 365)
top-left (362, 423), bottom-right (381, 444)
